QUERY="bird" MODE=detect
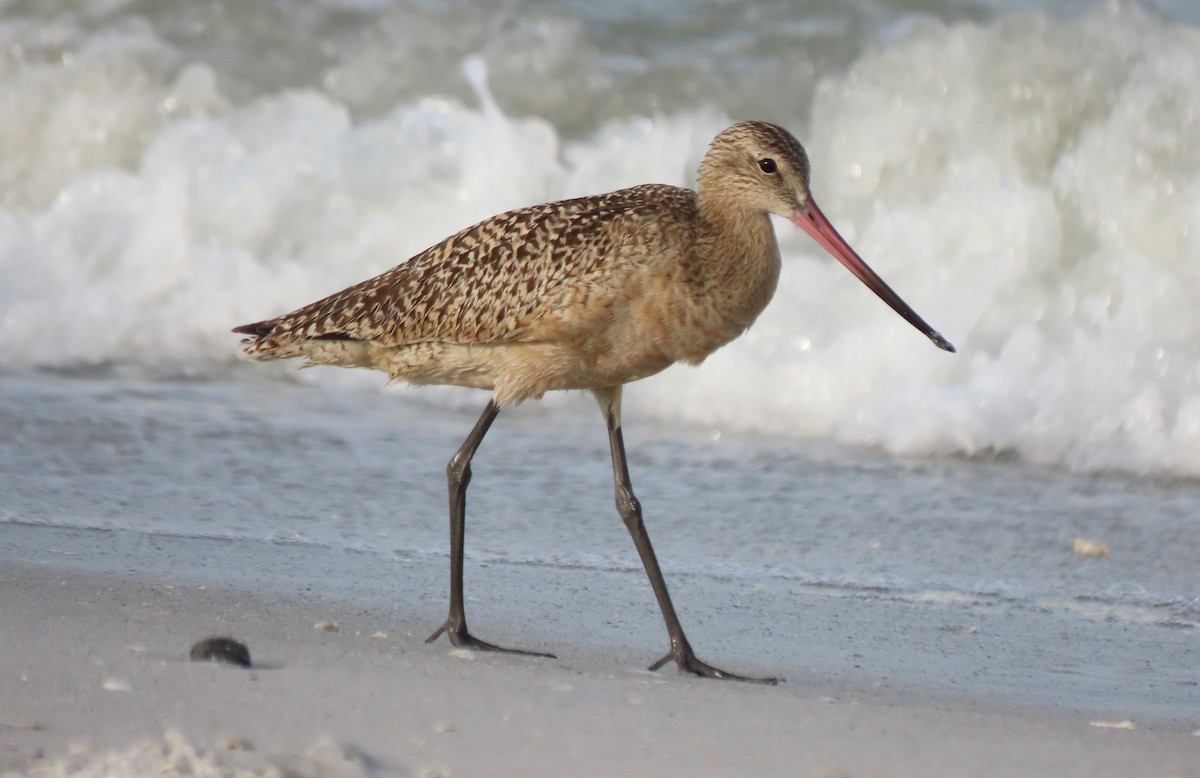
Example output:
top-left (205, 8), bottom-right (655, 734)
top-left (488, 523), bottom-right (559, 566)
top-left (233, 120), bottom-right (954, 684)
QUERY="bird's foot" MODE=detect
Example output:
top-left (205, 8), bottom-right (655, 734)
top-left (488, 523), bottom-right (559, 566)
top-left (425, 620), bottom-right (556, 659)
top-left (648, 643), bottom-right (778, 685)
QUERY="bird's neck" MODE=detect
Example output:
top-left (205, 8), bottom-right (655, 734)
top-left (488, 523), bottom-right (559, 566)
top-left (687, 193), bottom-right (782, 340)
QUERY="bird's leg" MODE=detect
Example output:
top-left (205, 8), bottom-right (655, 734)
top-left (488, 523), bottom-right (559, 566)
top-left (595, 387), bottom-right (777, 685)
top-left (425, 399), bottom-right (555, 659)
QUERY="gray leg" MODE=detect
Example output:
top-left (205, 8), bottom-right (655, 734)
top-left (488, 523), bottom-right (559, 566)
top-left (425, 399), bottom-right (555, 658)
top-left (596, 387), bottom-right (777, 684)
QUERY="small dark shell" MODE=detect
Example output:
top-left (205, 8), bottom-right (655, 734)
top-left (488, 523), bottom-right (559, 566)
top-left (189, 637), bottom-right (252, 668)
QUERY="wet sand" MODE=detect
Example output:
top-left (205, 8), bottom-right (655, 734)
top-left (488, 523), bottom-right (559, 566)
top-left (2, 524), bottom-right (1196, 777)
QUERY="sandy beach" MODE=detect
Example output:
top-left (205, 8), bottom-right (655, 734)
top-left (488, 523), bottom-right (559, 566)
top-left (2, 522), bottom-right (1197, 778)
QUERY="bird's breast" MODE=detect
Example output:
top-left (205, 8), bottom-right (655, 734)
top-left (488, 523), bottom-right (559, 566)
top-left (578, 242), bottom-right (781, 381)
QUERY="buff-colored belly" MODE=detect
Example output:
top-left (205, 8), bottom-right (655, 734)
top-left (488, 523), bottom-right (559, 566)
top-left (386, 339), bottom-right (674, 406)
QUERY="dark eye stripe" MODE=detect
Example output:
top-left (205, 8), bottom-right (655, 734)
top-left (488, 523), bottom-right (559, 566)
top-left (758, 158), bottom-right (777, 174)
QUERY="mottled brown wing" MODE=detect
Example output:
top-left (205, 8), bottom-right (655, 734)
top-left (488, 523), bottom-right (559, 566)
top-left (235, 183), bottom-right (696, 353)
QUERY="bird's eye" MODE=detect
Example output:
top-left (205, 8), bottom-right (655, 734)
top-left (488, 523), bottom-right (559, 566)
top-left (757, 158), bottom-right (778, 174)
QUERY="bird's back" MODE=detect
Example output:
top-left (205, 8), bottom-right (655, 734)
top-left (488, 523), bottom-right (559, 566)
top-left (235, 183), bottom-right (700, 362)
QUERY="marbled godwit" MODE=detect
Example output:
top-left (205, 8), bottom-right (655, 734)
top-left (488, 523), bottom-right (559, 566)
top-left (234, 121), bottom-right (954, 684)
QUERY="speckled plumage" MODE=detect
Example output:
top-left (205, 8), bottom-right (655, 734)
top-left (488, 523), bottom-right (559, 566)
top-left (233, 121), bottom-right (951, 682)
top-left (235, 121), bottom-right (806, 406)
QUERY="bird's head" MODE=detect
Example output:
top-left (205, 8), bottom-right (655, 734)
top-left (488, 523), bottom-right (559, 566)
top-left (701, 121), bottom-right (955, 353)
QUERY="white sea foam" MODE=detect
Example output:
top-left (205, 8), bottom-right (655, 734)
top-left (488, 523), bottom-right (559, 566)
top-left (0, 3), bottom-right (1197, 476)
top-left (639, 4), bottom-right (1200, 476)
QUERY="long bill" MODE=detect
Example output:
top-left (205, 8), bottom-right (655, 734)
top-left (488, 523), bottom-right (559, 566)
top-left (791, 199), bottom-right (955, 353)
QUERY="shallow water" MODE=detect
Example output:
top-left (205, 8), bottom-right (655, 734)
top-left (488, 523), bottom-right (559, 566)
top-left (4, 370), bottom-right (1196, 631)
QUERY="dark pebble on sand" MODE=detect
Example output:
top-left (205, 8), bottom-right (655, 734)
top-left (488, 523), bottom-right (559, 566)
top-left (190, 637), bottom-right (252, 668)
